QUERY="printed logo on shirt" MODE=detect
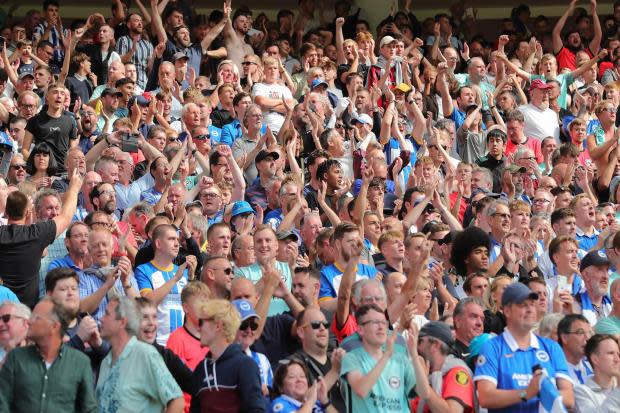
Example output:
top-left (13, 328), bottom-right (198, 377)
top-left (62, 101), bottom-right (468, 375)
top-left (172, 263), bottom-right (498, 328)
top-left (536, 350), bottom-right (549, 362)
top-left (388, 376), bottom-right (401, 389)
top-left (455, 370), bottom-right (469, 385)
top-left (476, 355), bottom-right (486, 366)
top-left (273, 403), bottom-right (284, 412)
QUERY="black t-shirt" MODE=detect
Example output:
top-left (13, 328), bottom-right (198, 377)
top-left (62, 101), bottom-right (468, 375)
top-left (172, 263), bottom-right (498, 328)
top-left (251, 313), bottom-right (299, 371)
top-left (26, 111), bottom-right (77, 172)
top-left (290, 350), bottom-right (346, 413)
top-left (0, 220), bottom-right (56, 307)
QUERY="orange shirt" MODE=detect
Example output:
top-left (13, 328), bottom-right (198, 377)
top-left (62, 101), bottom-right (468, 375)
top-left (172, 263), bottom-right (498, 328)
top-left (410, 366), bottom-right (474, 413)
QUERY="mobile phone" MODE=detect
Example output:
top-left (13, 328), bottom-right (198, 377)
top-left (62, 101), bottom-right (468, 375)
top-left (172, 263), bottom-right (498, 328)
top-left (557, 275), bottom-right (570, 294)
top-left (121, 132), bottom-right (139, 153)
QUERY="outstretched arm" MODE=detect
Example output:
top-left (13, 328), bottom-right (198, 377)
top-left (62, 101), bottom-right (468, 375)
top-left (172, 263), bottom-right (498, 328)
top-left (150, 0), bottom-right (167, 45)
top-left (589, 0), bottom-right (602, 55)
top-left (552, 0), bottom-right (577, 54)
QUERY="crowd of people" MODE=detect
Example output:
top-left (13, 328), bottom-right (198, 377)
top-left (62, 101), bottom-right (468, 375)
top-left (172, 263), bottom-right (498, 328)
top-left (4, 0), bottom-right (620, 412)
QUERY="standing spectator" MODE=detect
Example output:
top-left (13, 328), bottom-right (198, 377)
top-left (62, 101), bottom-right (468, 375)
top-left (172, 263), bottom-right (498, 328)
top-left (0, 298), bottom-right (97, 413)
top-left (0, 169), bottom-right (81, 307)
top-left (97, 296), bottom-right (184, 412)
top-left (115, 12), bottom-right (154, 90)
top-left (22, 84), bottom-right (78, 171)
top-left (190, 298), bottom-right (266, 412)
top-left (252, 57), bottom-right (295, 134)
top-left (475, 282), bottom-right (575, 412)
top-left (341, 304), bottom-right (415, 412)
top-left (32, 0), bottom-right (70, 74)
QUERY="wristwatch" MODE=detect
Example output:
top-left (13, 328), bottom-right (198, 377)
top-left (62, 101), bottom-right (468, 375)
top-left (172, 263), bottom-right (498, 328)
top-left (519, 390), bottom-right (527, 402)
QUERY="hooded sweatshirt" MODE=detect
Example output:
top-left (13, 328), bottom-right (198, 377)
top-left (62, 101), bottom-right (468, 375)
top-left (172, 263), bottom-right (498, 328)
top-left (190, 343), bottom-right (265, 413)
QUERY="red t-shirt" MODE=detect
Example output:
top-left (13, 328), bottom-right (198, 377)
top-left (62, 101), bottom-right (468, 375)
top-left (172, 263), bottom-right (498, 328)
top-left (505, 137), bottom-right (544, 163)
top-left (556, 47), bottom-right (593, 71)
top-left (167, 326), bottom-right (210, 413)
top-left (331, 313), bottom-right (358, 343)
top-left (449, 191), bottom-right (469, 224)
top-left (410, 366), bottom-right (474, 413)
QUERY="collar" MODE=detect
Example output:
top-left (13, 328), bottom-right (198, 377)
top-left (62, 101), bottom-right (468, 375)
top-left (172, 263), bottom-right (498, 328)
top-left (502, 328), bottom-right (539, 352)
top-left (74, 73), bottom-right (86, 81)
top-left (576, 226), bottom-right (600, 237)
top-left (279, 394), bottom-right (303, 407)
top-left (585, 375), bottom-right (618, 392)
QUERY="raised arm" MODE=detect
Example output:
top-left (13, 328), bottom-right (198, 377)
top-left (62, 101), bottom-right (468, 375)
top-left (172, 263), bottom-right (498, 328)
top-left (53, 168), bottom-right (83, 237)
top-left (335, 239), bottom-right (361, 329)
top-left (590, 0), bottom-right (602, 55)
top-left (571, 49), bottom-right (607, 78)
top-left (201, 3), bottom-right (229, 53)
top-left (335, 17), bottom-right (346, 65)
top-left (149, 0), bottom-right (167, 44)
top-left (436, 63), bottom-right (454, 117)
top-left (552, 0), bottom-right (577, 54)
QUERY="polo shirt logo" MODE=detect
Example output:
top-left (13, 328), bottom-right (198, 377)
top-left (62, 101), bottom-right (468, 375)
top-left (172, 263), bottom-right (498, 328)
top-left (388, 376), bottom-right (401, 389)
top-left (273, 403), bottom-right (284, 412)
top-left (476, 355), bottom-right (486, 366)
top-left (536, 350), bottom-right (549, 362)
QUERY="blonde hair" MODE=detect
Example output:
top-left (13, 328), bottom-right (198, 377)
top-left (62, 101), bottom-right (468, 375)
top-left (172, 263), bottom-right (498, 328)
top-left (181, 281), bottom-right (211, 304)
top-left (199, 299), bottom-right (241, 342)
top-left (485, 275), bottom-right (512, 313)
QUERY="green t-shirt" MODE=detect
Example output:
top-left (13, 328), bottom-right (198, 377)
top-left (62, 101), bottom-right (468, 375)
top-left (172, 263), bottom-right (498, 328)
top-left (595, 315), bottom-right (620, 334)
top-left (530, 72), bottom-right (574, 110)
top-left (341, 337), bottom-right (416, 413)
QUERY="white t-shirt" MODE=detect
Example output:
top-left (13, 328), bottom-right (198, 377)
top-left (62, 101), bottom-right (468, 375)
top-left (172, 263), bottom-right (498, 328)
top-left (519, 103), bottom-right (560, 141)
top-left (252, 82), bottom-right (293, 134)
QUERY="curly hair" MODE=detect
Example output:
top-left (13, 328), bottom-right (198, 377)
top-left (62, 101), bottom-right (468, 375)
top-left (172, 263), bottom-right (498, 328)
top-left (450, 226), bottom-right (491, 276)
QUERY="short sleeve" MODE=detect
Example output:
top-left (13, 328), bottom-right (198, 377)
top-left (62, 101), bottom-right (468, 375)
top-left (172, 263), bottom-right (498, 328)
top-left (319, 270), bottom-right (335, 299)
top-left (134, 265), bottom-right (154, 293)
top-left (547, 339), bottom-right (571, 382)
top-left (146, 346), bottom-right (183, 404)
top-left (443, 367), bottom-right (474, 408)
top-left (474, 340), bottom-right (499, 385)
top-left (340, 350), bottom-right (361, 377)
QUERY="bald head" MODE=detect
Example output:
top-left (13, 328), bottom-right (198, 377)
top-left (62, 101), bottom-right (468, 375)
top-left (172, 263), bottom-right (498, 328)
top-left (230, 277), bottom-right (258, 305)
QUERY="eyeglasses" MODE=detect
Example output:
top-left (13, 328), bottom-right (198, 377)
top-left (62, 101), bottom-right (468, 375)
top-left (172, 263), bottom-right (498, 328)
top-left (533, 198), bottom-right (550, 204)
top-left (428, 144), bottom-right (448, 151)
top-left (304, 320), bottom-right (330, 330)
top-left (194, 134), bottom-right (210, 140)
top-left (239, 318), bottom-right (259, 331)
top-left (89, 221), bottom-right (111, 228)
top-left (99, 190), bottom-right (115, 197)
top-left (19, 104), bottom-right (36, 110)
top-left (567, 329), bottom-right (592, 337)
top-left (361, 319), bottom-right (389, 327)
top-left (361, 295), bottom-right (384, 304)
top-left (10, 164), bottom-right (26, 170)
top-left (168, 137), bottom-right (179, 142)
top-left (335, 123), bottom-right (345, 129)
top-left (518, 156), bottom-right (536, 162)
top-left (200, 192), bottom-right (220, 199)
top-left (242, 61), bottom-right (257, 66)
top-left (198, 318), bottom-right (213, 327)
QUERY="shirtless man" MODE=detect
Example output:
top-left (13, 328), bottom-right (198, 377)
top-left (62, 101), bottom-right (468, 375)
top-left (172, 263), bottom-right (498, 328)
top-left (222, 0), bottom-right (254, 70)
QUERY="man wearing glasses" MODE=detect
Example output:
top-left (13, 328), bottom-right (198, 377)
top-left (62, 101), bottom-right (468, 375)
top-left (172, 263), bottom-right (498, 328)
top-left (341, 303), bottom-right (415, 413)
top-left (557, 314), bottom-right (594, 385)
top-left (7, 155), bottom-right (27, 185)
top-left (201, 254), bottom-right (234, 300)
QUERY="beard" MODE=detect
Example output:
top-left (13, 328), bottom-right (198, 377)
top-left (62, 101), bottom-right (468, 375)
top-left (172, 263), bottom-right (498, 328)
top-left (102, 201), bottom-right (116, 215)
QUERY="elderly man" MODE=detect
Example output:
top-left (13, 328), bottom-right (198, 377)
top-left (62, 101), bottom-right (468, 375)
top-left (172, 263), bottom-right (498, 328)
top-left (0, 301), bottom-right (30, 365)
top-left (595, 279), bottom-right (620, 336)
top-left (574, 250), bottom-right (613, 325)
top-left (519, 79), bottom-right (560, 140)
top-left (475, 283), bottom-right (574, 411)
top-left (0, 298), bottom-right (97, 412)
top-left (79, 228), bottom-right (138, 322)
top-left (98, 297), bottom-right (183, 412)
top-left (453, 296), bottom-right (485, 360)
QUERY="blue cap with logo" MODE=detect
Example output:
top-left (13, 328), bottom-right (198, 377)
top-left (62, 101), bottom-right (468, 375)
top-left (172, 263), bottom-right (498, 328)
top-left (232, 299), bottom-right (260, 321)
top-left (580, 249), bottom-right (611, 272)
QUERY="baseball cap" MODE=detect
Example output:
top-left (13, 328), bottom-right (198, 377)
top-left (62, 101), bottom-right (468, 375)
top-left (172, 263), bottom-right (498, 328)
top-left (101, 87), bottom-right (123, 98)
top-left (231, 201), bottom-right (255, 218)
top-left (580, 250), bottom-right (611, 272)
top-left (172, 51), bottom-right (189, 62)
top-left (501, 282), bottom-right (539, 307)
top-left (419, 321), bottom-right (454, 346)
top-left (18, 72), bottom-right (34, 80)
top-left (392, 83), bottom-right (412, 94)
top-left (503, 164), bottom-right (527, 174)
top-left (232, 299), bottom-right (260, 321)
top-left (255, 150), bottom-right (280, 163)
top-left (379, 35), bottom-right (397, 48)
top-left (276, 230), bottom-right (299, 242)
top-left (528, 79), bottom-right (553, 92)
top-left (351, 113), bottom-right (373, 126)
top-left (310, 79), bottom-right (329, 90)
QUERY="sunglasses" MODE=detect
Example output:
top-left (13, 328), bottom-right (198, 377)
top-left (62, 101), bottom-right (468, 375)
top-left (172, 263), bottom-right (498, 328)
top-left (214, 267), bottom-right (233, 275)
top-left (305, 320), bottom-right (330, 330)
top-left (335, 123), bottom-right (345, 128)
top-left (0, 314), bottom-right (21, 323)
top-left (242, 61), bottom-right (257, 66)
top-left (194, 134), bottom-right (210, 140)
top-left (239, 318), bottom-right (259, 331)
top-left (10, 164), bottom-right (26, 170)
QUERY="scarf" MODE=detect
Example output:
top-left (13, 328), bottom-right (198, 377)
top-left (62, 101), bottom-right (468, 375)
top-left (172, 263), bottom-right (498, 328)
top-left (578, 291), bottom-right (612, 325)
top-left (375, 55), bottom-right (403, 86)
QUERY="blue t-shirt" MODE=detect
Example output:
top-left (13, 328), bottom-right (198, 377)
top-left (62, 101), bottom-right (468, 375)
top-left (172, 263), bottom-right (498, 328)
top-left (319, 263), bottom-right (377, 299)
top-left (474, 330), bottom-right (571, 413)
top-left (0, 285), bottom-right (18, 303)
top-left (270, 394), bottom-right (325, 413)
top-left (135, 261), bottom-right (188, 345)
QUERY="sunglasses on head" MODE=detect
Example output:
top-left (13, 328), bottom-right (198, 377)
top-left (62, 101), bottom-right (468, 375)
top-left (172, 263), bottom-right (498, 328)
top-left (240, 318), bottom-right (259, 331)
